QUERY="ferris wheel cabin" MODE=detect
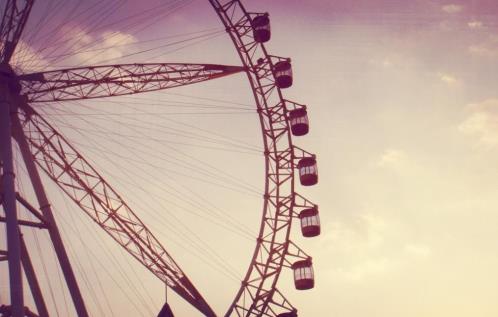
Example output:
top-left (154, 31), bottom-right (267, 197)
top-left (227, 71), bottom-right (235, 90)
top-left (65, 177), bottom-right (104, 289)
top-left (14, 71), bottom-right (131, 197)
top-left (288, 108), bottom-right (309, 136)
top-left (252, 13), bottom-right (271, 43)
top-left (299, 207), bottom-right (321, 237)
top-left (273, 60), bottom-right (293, 88)
top-left (292, 259), bottom-right (315, 290)
top-left (297, 156), bottom-right (318, 186)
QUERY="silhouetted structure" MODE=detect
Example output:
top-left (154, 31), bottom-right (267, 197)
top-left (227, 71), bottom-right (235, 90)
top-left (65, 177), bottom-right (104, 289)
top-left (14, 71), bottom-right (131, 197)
top-left (157, 303), bottom-right (175, 317)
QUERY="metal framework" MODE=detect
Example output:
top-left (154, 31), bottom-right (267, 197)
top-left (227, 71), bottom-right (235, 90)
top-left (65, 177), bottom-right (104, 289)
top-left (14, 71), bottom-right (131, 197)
top-left (0, 1), bottom-right (319, 317)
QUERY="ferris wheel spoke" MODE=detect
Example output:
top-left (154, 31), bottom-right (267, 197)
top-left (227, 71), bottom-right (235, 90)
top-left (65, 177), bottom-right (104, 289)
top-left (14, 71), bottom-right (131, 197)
top-left (15, 102), bottom-right (217, 317)
top-left (0, 0), bottom-right (34, 63)
top-left (18, 63), bottom-right (245, 102)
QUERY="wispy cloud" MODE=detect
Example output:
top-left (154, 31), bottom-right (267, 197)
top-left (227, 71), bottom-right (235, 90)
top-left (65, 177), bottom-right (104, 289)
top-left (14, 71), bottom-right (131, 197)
top-left (441, 4), bottom-right (463, 14)
top-left (438, 73), bottom-right (458, 85)
top-left (322, 214), bottom-right (392, 281)
top-left (468, 36), bottom-right (498, 58)
top-left (11, 40), bottom-right (50, 73)
top-left (11, 25), bottom-right (137, 72)
top-left (469, 45), bottom-right (498, 57)
top-left (377, 149), bottom-right (406, 169)
top-left (467, 21), bottom-right (484, 29)
top-left (459, 99), bottom-right (498, 148)
top-left (57, 26), bottom-right (137, 65)
top-left (322, 214), bottom-right (432, 282)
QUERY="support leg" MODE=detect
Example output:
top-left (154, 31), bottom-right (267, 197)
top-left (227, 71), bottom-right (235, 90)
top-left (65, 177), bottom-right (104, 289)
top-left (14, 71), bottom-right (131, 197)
top-left (20, 234), bottom-right (49, 317)
top-left (0, 90), bottom-right (23, 317)
top-left (12, 114), bottom-right (89, 317)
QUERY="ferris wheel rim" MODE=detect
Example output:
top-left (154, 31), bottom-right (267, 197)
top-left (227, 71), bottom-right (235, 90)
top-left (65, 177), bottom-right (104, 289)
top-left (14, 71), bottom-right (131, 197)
top-left (209, 1), bottom-right (304, 316)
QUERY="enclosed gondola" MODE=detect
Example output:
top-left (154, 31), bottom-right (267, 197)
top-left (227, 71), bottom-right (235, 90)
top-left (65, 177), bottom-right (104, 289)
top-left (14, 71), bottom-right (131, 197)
top-left (297, 156), bottom-right (318, 186)
top-left (273, 60), bottom-right (292, 88)
top-left (299, 207), bottom-right (320, 237)
top-left (252, 13), bottom-right (271, 43)
top-left (288, 107), bottom-right (309, 136)
top-left (292, 259), bottom-right (314, 290)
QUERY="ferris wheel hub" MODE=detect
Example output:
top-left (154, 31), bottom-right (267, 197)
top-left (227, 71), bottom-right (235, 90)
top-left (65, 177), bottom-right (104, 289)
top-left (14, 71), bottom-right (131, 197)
top-left (0, 63), bottom-right (21, 95)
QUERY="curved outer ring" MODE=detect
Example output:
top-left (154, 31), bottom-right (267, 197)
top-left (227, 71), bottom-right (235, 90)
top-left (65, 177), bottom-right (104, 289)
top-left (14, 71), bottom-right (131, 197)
top-left (209, 1), bottom-right (298, 316)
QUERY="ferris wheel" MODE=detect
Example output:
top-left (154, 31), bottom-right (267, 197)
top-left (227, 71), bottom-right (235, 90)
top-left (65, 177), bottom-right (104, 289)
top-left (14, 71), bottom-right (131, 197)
top-left (0, 1), bottom-right (320, 316)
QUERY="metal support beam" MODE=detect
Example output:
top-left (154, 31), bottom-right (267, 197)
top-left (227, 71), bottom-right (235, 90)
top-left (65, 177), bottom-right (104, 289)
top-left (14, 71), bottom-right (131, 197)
top-left (20, 63), bottom-right (245, 102)
top-left (12, 115), bottom-right (89, 317)
top-left (16, 193), bottom-right (48, 224)
top-left (20, 234), bottom-right (49, 317)
top-left (0, 216), bottom-right (47, 229)
top-left (0, 82), bottom-right (23, 317)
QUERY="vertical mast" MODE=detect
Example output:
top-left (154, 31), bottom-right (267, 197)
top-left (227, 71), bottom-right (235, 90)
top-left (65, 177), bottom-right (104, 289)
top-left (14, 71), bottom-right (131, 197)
top-left (0, 79), bottom-right (23, 317)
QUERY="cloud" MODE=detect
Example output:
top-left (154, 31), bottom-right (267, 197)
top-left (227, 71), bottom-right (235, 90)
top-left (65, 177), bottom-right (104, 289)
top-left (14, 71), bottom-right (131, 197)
top-left (377, 149), bottom-right (406, 169)
top-left (363, 213), bottom-right (387, 247)
top-left (467, 21), bottom-right (483, 29)
top-left (468, 36), bottom-right (498, 58)
top-left (381, 58), bottom-right (392, 67)
top-left (11, 40), bottom-right (50, 73)
top-left (439, 20), bottom-right (459, 31)
top-left (459, 99), bottom-right (498, 147)
top-left (58, 26), bottom-right (137, 65)
top-left (323, 214), bottom-right (392, 281)
top-left (469, 45), bottom-right (496, 57)
top-left (324, 214), bottom-right (388, 253)
top-left (322, 214), bottom-right (432, 282)
top-left (441, 4), bottom-right (463, 14)
top-left (333, 257), bottom-right (394, 281)
top-left (439, 73), bottom-right (458, 85)
top-left (12, 27), bottom-right (137, 71)
top-left (368, 57), bottom-right (394, 69)
top-left (98, 31), bottom-right (137, 61)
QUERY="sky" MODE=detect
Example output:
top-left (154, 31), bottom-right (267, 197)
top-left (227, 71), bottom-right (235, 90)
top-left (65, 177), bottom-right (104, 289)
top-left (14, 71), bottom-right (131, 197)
top-left (2, 0), bottom-right (498, 316)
